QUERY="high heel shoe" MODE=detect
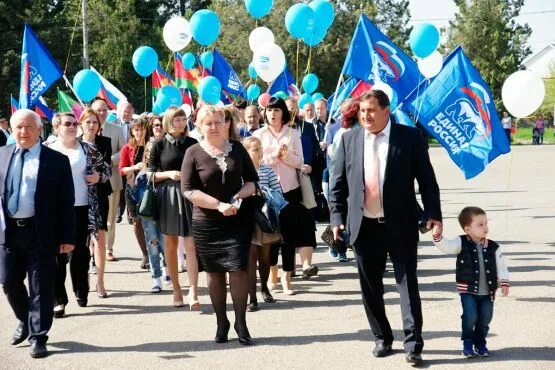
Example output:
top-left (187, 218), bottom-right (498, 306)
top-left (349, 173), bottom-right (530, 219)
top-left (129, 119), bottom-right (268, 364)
top-left (187, 293), bottom-right (200, 311)
top-left (96, 284), bottom-right (108, 298)
top-left (234, 323), bottom-right (252, 346)
top-left (215, 321), bottom-right (230, 344)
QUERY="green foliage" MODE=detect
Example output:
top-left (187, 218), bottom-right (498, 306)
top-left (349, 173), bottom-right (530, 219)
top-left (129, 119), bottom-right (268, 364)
top-left (0, 0), bottom-right (412, 116)
top-left (444, 0), bottom-right (532, 108)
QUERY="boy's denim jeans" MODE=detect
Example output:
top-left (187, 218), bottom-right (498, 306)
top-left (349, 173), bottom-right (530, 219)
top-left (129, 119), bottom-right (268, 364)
top-left (460, 293), bottom-right (494, 347)
top-left (141, 217), bottom-right (165, 279)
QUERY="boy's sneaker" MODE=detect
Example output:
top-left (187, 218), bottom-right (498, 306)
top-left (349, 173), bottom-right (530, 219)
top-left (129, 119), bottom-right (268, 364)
top-left (474, 345), bottom-right (490, 357)
top-left (337, 252), bottom-right (348, 262)
top-left (462, 340), bottom-right (475, 358)
top-left (328, 247), bottom-right (338, 259)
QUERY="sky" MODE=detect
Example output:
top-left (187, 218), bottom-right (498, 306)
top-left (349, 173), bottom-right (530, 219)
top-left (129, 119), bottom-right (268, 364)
top-left (408, 0), bottom-right (555, 55)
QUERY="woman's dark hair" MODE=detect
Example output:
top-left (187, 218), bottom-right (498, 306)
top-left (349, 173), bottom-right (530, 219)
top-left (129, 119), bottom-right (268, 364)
top-left (264, 97), bottom-right (291, 126)
top-left (341, 90), bottom-right (390, 128)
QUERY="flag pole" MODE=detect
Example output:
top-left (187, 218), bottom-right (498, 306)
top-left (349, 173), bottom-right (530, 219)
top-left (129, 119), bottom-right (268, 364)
top-left (62, 74), bottom-right (85, 108)
top-left (327, 73), bottom-right (344, 126)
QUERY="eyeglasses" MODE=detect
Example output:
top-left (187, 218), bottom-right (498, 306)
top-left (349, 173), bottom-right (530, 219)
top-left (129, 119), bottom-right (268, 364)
top-left (153, 124), bottom-right (162, 128)
top-left (60, 121), bottom-right (79, 127)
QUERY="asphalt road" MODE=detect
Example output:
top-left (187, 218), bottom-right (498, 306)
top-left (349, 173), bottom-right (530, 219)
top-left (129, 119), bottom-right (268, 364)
top-left (0, 145), bottom-right (553, 369)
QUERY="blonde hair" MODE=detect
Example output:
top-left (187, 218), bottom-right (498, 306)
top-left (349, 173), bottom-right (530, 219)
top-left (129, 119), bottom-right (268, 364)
top-left (242, 136), bottom-right (262, 151)
top-left (162, 107), bottom-right (188, 136)
top-left (196, 105), bottom-right (225, 127)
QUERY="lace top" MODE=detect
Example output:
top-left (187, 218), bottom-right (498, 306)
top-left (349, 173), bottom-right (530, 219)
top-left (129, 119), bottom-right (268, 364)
top-left (199, 140), bottom-right (233, 184)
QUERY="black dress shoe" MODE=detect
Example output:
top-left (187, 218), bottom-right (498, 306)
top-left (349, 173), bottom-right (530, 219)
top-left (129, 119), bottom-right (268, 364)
top-left (261, 290), bottom-right (275, 303)
top-left (234, 323), bottom-right (252, 346)
top-left (215, 321), bottom-right (230, 344)
top-left (406, 352), bottom-right (422, 365)
top-left (11, 322), bottom-right (29, 345)
top-left (53, 305), bottom-right (65, 318)
top-left (372, 343), bottom-right (392, 357)
top-left (247, 301), bottom-right (259, 312)
top-left (76, 298), bottom-right (87, 307)
top-left (30, 342), bottom-right (48, 358)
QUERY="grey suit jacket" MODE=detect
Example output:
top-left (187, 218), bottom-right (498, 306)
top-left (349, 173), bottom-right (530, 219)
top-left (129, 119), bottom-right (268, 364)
top-left (329, 122), bottom-right (441, 259)
top-left (101, 121), bottom-right (126, 191)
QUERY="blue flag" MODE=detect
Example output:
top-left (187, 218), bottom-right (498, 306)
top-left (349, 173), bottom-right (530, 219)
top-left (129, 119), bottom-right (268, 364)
top-left (268, 66), bottom-right (298, 96)
top-left (341, 14), bottom-right (422, 104)
top-left (403, 46), bottom-right (510, 179)
top-left (327, 76), bottom-right (359, 119)
top-left (211, 49), bottom-right (246, 99)
top-left (19, 23), bottom-right (63, 109)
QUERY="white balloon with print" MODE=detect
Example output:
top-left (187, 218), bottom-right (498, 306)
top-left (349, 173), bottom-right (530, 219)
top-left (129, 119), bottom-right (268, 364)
top-left (417, 50), bottom-right (443, 79)
top-left (371, 82), bottom-right (393, 103)
top-left (163, 17), bottom-right (193, 52)
top-left (502, 70), bottom-right (545, 118)
top-left (253, 43), bottom-right (286, 83)
top-left (249, 27), bottom-right (275, 53)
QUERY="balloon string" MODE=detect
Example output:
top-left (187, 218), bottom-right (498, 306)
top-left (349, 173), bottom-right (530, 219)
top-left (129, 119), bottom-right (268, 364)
top-left (165, 52), bottom-right (173, 74)
top-left (296, 40), bottom-right (300, 86)
top-left (144, 78), bottom-right (147, 112)
top-left (64, 16), bottom-right (79, 74)
top-left (307, 47), bottom-right (312, 74)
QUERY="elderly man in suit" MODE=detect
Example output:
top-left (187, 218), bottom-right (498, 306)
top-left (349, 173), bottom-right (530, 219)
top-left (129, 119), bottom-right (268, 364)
top-left (329, 90), bottom-right (442, 365)
top-left (0, 109), bottom-right (75, 358)
top-left (92, 98), bottom-right (125, 261)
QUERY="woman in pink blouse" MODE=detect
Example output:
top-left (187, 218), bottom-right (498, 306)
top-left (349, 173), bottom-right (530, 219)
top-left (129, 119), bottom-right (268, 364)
top-left (253, 97), bottom-right (317, 295)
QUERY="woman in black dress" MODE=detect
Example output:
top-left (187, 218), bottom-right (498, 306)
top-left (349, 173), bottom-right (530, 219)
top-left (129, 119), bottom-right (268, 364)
top-left (79, 108), bottom-right (112, 297)
top-left (149, 107), bottom-right (198, 308)
top-left (181, 105), bottom-right (257, 345)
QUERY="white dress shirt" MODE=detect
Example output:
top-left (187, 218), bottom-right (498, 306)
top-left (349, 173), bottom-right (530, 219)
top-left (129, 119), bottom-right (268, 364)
top-left (6, 141), bottom-right (42, 218)
top-left (363, 119), bottom-right (391, 218)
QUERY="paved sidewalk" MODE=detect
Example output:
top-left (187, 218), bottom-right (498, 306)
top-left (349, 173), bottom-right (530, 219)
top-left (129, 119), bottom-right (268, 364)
top-left (0, 145), bottom-right (554, 369)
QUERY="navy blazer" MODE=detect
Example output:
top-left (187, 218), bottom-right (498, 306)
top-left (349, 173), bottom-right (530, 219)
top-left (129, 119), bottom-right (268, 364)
top-left (329, 121), bottom-right (441, 259)
top-left (0, 143), bottom-right (76, 252)
top-left (295, 120), bottom-right (319, 166)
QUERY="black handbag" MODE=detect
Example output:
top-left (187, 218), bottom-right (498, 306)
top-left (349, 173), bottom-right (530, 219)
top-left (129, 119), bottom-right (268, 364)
top-left (138, 173), bottom-right (157, 220)
top-left (321, 225), bottom-right (346, 253)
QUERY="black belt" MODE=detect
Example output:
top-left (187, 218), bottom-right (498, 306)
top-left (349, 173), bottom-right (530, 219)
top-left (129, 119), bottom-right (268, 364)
top-left (7, 217), bottom-right (34, 228)
top-left (364, 216), bottom-right (386, 224)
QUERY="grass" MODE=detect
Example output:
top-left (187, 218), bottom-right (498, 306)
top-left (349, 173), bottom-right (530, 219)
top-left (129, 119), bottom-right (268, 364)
top-left (512, 126), bottom-right (555, 145)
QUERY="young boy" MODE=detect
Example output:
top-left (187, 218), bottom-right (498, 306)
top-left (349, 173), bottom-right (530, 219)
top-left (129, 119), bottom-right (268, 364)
top-left (432, 206), bottom-right (509, 358)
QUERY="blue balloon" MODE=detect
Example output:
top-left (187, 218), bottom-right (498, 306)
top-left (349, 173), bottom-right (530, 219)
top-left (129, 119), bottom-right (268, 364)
top-left (106, 112), bottom-right (117, 123)
top-left (302, 23), bottom-right (327, 47)
top-left (190, 9), bottom-right (221, 46)
top-left (409, 23), bottom-right (440, 58)
top-left (200, 51), bottom-right (214, 69)
top-left (248, 63), bottom-right (258, 79)
top-left (73, 69), bottom-right (101, 102)
top-left (272, 91), bottom-right (288, 99)
top-left (285, 4), bottom-right (315, 39)
top-left (298, 93), bottom-right (313, 108)
top-left (244, 0), bottom-right (273, 19)
top-left (182, 52), bottom-right (196, 70)
top-left (302, 73), bottom-right (319, 94)
top-left (198, 76), bottom-right (222, 104)
top-left (247, 84), bottom-right (261, 101)
top-left (156, 85), bottom-right (182, 111)
top-left (152, 101), bottom-right (164, 115)
top-left (309, 0), bottom-right (335, 29)
top-left (312, 92), bottom-right (324, 102)
top-left (132, 46), bottom-right (158, 77)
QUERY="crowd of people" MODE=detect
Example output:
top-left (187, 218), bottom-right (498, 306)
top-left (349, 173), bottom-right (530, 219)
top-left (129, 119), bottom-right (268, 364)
top-left (0, 91), bottom-right (510, 364)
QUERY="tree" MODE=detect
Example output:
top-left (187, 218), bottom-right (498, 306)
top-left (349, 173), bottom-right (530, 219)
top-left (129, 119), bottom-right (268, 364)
top-left (444, 0), bottom-right (532, 107)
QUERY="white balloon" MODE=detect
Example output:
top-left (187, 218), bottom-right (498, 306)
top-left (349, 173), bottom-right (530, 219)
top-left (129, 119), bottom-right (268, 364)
top-left (163, 17), bottom-right (192, 52)
top-left (249, 27), bottom-right (275, 53)
top-left (180, 104), bottom-right (193, 117)
top-left (253, 43), bottom-right (286, 83)
top-left (417, 51), bottom-right (443, 79)
top-left (502, 70), bottom-right (545, 118)
top-left (371, 82), bottom-right (393, 102)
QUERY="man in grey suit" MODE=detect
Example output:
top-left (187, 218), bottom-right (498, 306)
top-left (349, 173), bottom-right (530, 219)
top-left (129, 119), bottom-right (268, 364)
top-left (92, 98), bottom-right (125, 261)
top-left (329, 90), bottom-right (442, 365)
